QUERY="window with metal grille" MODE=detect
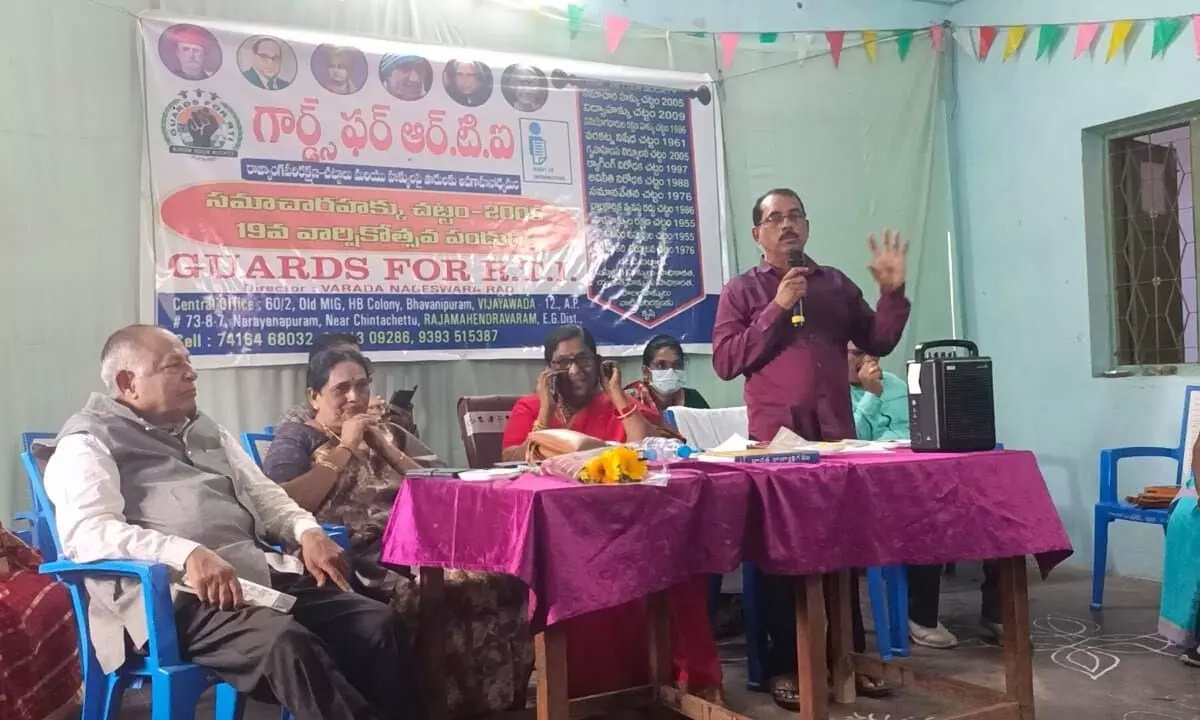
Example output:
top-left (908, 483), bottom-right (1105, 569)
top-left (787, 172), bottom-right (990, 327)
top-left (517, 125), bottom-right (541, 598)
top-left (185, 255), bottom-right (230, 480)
top-left (1107, 122), bottom-right (1197, 367)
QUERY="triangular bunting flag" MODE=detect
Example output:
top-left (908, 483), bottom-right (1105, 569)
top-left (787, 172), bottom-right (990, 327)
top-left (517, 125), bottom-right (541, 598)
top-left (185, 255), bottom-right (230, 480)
top-left (1194, 15), bottom-right (1200, 57)
top-left (604, 14), bottom-right (631, 54)
top-left (566, 4), bottom-right (583, 39)
top-left (1036, 24), bottom-right (1066, 60)
top-left (1074, 22), bottom-right (1101, 58)
top-left (793, 32), bottom-right (816, 62)
top-left (897, 30), bottom-right (914, 60)
top-left (759, 32), bottom-right (778, 44)
top-left (1152, 17), bottom-right (1186, 57)
top-left (955, 27), bottom-right (977, 59)
top-left (863, 30), bottom-right (878, 62)
top-left (719, 32), bottom-right (740, 68)
top-left (978, 26), bottom-right (998, 60)
top-left (931, 24), bottom-right (944, 52)
top-left (1106, 19), bottom-right (1134, 62)
top-left (826, 31), bottom-right (846, 66)
top-left (1003, 25), bottom-right (1027, 61)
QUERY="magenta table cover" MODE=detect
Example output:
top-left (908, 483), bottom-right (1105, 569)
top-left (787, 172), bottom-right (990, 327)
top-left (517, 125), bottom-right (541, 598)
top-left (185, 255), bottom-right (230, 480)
top-left (380, 450), bottom-right (1073, 627)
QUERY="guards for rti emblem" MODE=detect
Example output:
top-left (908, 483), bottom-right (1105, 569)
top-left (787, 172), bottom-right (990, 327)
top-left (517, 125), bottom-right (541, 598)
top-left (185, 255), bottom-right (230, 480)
top-left (161, 89), bottom-right (243, 158)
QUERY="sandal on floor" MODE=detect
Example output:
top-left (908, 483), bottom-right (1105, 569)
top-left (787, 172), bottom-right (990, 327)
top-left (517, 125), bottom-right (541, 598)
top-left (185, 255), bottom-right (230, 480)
top-left (771, 675), bottom-right (801, 712)
top-left (856, 674), bottom-right (892, 698)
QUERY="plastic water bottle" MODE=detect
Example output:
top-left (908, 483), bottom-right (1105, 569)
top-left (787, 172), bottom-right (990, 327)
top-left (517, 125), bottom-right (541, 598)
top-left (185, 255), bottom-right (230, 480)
top-left (637, 437), bottom-right (697, 464)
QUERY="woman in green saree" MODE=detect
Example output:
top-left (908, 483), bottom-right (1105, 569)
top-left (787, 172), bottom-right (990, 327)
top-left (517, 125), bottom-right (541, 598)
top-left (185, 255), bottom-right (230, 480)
top-left (1160, 436), bottom-right (1200, 667)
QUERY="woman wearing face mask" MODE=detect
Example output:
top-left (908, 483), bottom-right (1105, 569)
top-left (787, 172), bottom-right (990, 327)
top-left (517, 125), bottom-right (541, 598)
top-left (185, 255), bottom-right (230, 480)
top-left (626, 335), bottom-right (710, 437)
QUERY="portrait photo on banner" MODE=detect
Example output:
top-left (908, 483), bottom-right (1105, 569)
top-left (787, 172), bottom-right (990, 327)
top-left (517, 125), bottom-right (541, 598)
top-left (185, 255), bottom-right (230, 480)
top-left (238, 35), bottom-right (297, 91)
top-left (380, 54), bottom-right (434, 102)
top-left (501, 64), bottom-right (550, 113)
top-left (443, 59), bottom-right (494, 107)
top-left (312, 44), bottom-right (369, 95)
top-left (158, 23), bottom-right (222, 81)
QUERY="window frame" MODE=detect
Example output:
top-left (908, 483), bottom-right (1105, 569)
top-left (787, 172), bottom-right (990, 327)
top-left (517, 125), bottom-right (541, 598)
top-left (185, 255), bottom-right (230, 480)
top-left (1083, 102), bottom-right (1200, 377)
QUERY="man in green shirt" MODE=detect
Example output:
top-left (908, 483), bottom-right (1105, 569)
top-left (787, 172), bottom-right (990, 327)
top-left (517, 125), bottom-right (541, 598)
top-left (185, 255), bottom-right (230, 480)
top-left (848, 342), bottom-right (910, 442)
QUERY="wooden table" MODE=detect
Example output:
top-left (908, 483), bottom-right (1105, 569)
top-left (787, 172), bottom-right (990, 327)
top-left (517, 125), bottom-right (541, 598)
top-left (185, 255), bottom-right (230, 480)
top-left (417, 554), bottom-right (1035, 720)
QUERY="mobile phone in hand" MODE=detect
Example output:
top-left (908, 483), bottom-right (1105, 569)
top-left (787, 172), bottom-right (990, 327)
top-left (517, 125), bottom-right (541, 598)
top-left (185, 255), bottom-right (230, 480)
top-left (390, 386), bottom-right (417, 409)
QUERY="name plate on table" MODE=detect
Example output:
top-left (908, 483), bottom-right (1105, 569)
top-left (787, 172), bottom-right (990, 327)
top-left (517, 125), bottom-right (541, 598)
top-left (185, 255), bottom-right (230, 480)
top-left (692, 449), bottom-right (821, 464)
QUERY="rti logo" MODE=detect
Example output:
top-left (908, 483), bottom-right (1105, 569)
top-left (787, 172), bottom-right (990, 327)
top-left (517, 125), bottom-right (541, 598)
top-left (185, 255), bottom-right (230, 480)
top-left (527, 122), bottom-right (548, 167)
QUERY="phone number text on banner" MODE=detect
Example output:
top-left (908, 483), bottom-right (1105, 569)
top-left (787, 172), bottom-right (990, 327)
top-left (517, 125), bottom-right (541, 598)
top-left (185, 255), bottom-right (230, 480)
top-left (139, 14), bottom-right (727, 366)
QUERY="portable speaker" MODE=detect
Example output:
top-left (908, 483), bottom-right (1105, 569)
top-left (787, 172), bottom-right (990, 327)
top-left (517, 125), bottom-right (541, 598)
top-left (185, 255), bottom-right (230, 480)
top-left (908, 339), bottom-right (996, 452)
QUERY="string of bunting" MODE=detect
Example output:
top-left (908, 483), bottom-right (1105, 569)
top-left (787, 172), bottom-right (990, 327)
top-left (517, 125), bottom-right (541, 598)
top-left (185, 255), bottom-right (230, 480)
top-left (559, 5), bottom-right (1200, 68)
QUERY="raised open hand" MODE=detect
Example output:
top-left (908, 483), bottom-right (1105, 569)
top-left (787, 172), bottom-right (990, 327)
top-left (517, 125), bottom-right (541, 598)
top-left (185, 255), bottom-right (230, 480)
top-left (867, 228), bottom-right (908, 293)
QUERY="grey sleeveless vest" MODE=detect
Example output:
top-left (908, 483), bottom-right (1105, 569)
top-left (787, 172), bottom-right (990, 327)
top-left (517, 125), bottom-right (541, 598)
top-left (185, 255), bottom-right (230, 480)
top-left (54, 393), bottom-right (277, 673)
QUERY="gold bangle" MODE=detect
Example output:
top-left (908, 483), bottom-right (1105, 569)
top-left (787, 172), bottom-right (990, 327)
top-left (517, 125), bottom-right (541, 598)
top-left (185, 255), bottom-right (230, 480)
top-left (315, 459), bottom-right (341, 473)
top-left (532, 420), bottom-right (548, 432)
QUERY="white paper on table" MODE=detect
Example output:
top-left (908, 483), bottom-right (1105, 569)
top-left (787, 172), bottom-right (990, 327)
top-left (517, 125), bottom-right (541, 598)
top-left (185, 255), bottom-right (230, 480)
top-left (459, 468), bottom-right (523, 482)
top-left (707, 434), bottom-right (756, 453)
top-left (765, 427), bottom-right (806, 451)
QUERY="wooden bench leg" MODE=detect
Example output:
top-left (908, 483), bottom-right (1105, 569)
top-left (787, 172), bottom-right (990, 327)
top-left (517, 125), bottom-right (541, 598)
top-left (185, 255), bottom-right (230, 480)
top-left (999, 557), bottom-right (1034, 720)
top-left (536, 625), bottom-right (569, 720)
top-left (647, 590), bottom-right (672, 691)
top-left (826, 571), bottom-right (856, 705)
top-left (419, 567), bottom-right (447, 720)
top-left (795, 574), bottom-right (828, 720)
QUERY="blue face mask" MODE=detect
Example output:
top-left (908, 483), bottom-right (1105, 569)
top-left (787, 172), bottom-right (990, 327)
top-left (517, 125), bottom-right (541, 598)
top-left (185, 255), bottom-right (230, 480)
top-left (649, 368), bottom-right (685, 395)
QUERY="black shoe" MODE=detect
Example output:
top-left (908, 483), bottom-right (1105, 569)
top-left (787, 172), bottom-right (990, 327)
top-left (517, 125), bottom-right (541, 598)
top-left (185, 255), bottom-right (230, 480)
top-left (1182, 647), bottom-right (1200, 668)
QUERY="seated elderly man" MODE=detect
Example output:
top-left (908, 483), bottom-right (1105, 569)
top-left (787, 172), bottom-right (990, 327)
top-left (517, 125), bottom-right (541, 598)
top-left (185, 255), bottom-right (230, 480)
top-left (44, 325), bottom-right (418, 720)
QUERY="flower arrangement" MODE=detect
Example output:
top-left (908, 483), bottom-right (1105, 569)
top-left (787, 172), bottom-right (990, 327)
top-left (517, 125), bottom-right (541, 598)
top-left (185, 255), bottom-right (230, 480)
top-left (577, 446), bottom-right (648, 485)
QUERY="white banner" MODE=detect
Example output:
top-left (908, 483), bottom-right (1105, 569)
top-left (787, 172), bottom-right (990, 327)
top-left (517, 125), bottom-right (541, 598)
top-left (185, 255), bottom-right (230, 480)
top-left (139, 14), bottom-right (728, 367)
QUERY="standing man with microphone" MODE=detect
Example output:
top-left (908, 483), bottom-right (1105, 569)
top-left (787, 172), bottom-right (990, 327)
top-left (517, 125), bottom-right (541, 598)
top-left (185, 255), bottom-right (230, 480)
top-left (712, 188), bottom-right (910, 711)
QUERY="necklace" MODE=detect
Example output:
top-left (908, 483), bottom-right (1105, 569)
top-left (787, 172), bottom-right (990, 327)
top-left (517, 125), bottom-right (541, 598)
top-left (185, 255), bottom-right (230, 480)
top-left (317, 421), bottom-right (342, 443)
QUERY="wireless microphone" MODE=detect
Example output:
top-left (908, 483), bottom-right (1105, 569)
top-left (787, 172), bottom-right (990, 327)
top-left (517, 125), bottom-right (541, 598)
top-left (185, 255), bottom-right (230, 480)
top-left (787, 247), bottom-right (806, 327)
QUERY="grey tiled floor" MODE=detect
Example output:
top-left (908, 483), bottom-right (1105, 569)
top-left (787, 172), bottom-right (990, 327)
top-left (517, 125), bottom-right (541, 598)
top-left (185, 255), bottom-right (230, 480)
top-left (117, 563), bottom-right (1199, 719)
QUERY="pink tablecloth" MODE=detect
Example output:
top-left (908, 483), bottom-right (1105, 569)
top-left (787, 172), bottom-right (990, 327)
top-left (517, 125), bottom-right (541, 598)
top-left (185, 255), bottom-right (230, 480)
top-left (380, 450), bottom-right (1073, 627)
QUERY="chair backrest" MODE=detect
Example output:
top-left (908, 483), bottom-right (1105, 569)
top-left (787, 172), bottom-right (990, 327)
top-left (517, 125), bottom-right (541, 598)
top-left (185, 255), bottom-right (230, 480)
top-left (457, 395), bottom-right (520, 468)
top-left (664, 406), bottom-right (749, 450)
top-left (1177, 385), bottom-right (1200, 485)
top-left (242, 431), bottom-right (274, 469)
top-left (21, 449), bottom-right (63, 562)
top-left (21, 431), bottom-right (55, 456)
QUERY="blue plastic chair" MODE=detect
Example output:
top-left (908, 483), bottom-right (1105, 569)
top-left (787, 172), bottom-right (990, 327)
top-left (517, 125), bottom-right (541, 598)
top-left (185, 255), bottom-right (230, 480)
top-left (23, 449), bottom-right (245, 720)
top-left (242, 432), bottom-right (275, 468)
top-left (1091, 385), bottom-right (1199, 610)
top-left (15, 432), bottom-right (57, 553)
top-left (240, 430), bottom-right (350, 550)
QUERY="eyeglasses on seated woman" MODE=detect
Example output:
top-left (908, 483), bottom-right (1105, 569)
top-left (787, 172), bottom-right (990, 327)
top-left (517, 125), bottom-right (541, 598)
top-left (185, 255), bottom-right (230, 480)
top-left (262, 347), bottom-right (532, 715)
top-left (499, 324), bottom-right (658, 463)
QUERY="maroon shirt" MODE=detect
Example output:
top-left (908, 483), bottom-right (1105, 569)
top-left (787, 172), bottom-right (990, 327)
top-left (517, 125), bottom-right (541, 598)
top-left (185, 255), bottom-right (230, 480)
top-left (712, 259), bottom-right (911, 443)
